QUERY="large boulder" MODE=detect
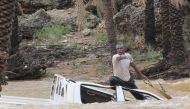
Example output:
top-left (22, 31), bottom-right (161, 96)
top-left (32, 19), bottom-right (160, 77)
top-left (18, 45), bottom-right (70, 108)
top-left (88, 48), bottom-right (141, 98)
top-left (117, 0), bottom-right (132, 10)
top-left (113, 0), bottom-right (161, 37)
top-left (22, 0), bottom-right (75, 14)
top-left (22, 0), bottom-right (56, 14)
top-left (47, 8), bottom-right (77, 31)
top-left (113, 0), bottom-right (190, 40)
top-left (114, 4), bottom-right (145, 36)
top-left (47, 9), bottom-right (100, 30)
top-left (19, 9), bottom-right (51, 39)
top-left (86, 13), bottom-right (100, 29)
top-left (85, 4), bottom-right (97, 16)
top-left (55, 0), bottom-right (75, 9)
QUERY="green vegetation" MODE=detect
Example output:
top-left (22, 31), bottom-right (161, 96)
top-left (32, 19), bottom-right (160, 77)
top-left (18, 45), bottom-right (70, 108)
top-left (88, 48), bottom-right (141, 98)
top-left (117, 36), bottom-right (161, 61)
top-left (132, 46), bottom-right (162, 61)
top-left (33, 23), bottom-right (72, 44)
top-left (93, 32), bottom-right (108, 41)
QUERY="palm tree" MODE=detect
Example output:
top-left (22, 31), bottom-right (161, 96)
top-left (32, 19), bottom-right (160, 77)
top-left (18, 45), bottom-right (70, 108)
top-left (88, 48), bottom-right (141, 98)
top-left (102, 0), bottom-right (117, 56)
top-left (160, 0), bottom-right (171, 58)
top-left (160, 0), bottom-right (186, 65)
top-left (144, 0), bottom-right (156, 47)
top-left (168, 2), bottom-right (186, 65)
top-left (143, 0), bottom-right (189, 78)
top-left (0, 0), bottom-right (15, 85)
top-left (9, 1), bottom-right (20, 55)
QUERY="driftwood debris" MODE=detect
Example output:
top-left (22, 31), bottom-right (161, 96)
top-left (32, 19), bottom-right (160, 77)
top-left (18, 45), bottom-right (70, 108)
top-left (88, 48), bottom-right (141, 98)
top-left (142, 51), bottom-right (190, 80)
top-left (5, 44), bottom-right (88, 80)
top-left (6, 46), bottom-right (50, 80)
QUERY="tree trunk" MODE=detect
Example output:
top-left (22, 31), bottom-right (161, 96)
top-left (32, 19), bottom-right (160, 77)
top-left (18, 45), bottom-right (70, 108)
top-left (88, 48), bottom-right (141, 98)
top-left (96, 0), bottom-right (104, 18)
top-left (102, 0), bottom-right (117, 56)
top-left (168, 3), bottom-right (186, 65)
top-left (144, 0), bottom-right (156, 46)
top-left (160, 0), bottom-right (186, 64)
top-left (0, 0), bottom-right (15, 85)
top-left (143, 0), bottom-right (188, 79)
top-left (9, 1), bottom-right (20, 55)
top-left (111, 0), bottom-right (118, 15)
top-left (160, 0), bottom-right (171, 59)
top-left (76, 0), bottom-right (86, 31)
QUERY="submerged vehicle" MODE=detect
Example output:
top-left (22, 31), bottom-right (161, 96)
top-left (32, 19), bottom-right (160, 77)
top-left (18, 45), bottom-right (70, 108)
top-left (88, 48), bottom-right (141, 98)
top-left (0, 74), bottom-right (163, 104)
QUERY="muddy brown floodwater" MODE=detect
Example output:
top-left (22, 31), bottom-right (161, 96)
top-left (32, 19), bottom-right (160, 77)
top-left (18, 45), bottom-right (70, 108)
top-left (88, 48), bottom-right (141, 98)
top-left (1, 78), bottom-right (190, 109)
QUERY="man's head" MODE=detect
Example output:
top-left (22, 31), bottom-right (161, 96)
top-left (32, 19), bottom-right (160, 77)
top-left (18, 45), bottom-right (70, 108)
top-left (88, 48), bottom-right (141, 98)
top-left (116, 43), bottom-right (125, 55)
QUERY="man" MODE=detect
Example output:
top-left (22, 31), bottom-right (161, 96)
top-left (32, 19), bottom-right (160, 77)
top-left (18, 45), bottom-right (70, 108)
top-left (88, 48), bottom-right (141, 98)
top-left (109, 43), bottom-right (147, 100)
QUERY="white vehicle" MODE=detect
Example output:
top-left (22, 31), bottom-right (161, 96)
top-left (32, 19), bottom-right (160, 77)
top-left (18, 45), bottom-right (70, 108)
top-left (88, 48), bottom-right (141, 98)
top-left (0, 74), bottom-right (163, 104)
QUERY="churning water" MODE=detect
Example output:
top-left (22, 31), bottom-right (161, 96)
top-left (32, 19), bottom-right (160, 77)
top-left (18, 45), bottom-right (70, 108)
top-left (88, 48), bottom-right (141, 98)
top-left (1, 78), bottom-right (190, 109)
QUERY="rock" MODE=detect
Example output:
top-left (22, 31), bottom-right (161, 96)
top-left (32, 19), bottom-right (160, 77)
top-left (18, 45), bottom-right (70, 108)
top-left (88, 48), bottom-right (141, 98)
top-left (22, 0), bottom-right (56, 14)
top-left (85, 4), bottom-right (97, 15)
top-left (86, 13), bottom-right (100, 29)
top-left (19, 9), bottom-right (51, 39)
top-left (47, 9), bottom-right (100, 30)
top-left (113, 0), bottom-right (161, 37)
top-left (61, 40), bottom-right (68, 43)
top-left (22, 0), bottom-right (75, 14)
top-left (82, 28), bottom-right (91, 36)
top-left (114, 4), bottom-right (145, 36)
top-left (47, 9), bottom-right (77, 31)
top-left (117, 0), bottom-right (132, 10)
top-left (55, 0), bottom-right (75, 9)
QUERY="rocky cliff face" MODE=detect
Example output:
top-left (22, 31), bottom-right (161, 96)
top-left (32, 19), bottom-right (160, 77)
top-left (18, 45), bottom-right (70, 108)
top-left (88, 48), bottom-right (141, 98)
top-left (10, 0), bottom-right (190, 80)
top-left (19, 9), bottom-right (51, 39)
top-left (21, 0), bottom-right (75, 14)
top-left (19, 0), bottom-right (190, 40)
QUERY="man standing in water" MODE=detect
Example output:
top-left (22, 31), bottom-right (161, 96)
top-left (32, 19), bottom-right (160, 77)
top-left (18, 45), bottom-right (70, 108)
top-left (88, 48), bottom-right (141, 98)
top-left (109, 43), bottom-right (147, 100)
